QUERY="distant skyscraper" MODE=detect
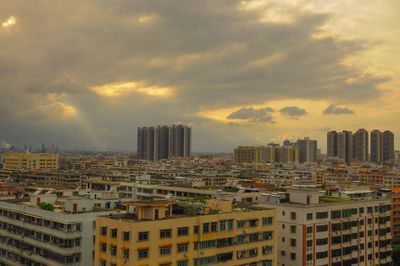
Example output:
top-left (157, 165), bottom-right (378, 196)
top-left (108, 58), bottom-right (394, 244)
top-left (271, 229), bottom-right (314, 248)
top-left (327, 131), bottom-right (338, 159)
top-left (382, 130), bottom-right (395, 163)
top-left (338, 130), bottom-right (353, 164)
top-left (137, 124), bottom-right (191, 161)
top-left (233, 146), bottom-right (256, 163)
top-left (353, 128), bottom-right (369, 162)
top-left (327, 130), bottom-right (352, 164)
top-left (370, 129), bottom-right (382, 163)
top-left (370, 130), bottom-right (394, 164)
top-left (154, 125), bottom-right (170, 161)
top-left (296, 137), bottom-right (317, 163)
top-left (168, 124), bottom-right (191, 158)
top-left (137, 127), bottom-right (155, 160)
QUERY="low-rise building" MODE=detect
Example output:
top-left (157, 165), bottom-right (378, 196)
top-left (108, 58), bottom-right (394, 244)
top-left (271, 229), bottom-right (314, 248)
top-left (3, 152), bottom-right (59, 170)
top-left (260, 186), bottom-right (392, 266)
top-left (0, 193), bottom-right (118, 265)
top-left (95, 199), bottom-right (277, 266)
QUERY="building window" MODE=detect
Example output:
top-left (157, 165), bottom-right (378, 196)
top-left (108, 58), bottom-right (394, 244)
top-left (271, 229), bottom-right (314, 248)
top-left (290, 225), bottom-right (296, 233)
top-left (211, 222), bottom-right (218, 232)
top-left (290, 239), bottom-right (296, 247)
top-left (160, 229), bottom-right (172, 239)
top-left (138, 249), bottom-right (149, 259)
top-left (227, 220), bottom-right (233, 231)
top-left (220, 221), bottom-right (226, 231)
top-left (101, 226), bottom-right (107, 236)
top-left (290, 253), bottom-right (296, 260)
top-left (342, 208), bottom-right (357, 218)
top-left (177, 243), bottom-right (188, 253)
top-left (263, 217), bottom-right (273, 225)
top-left (138, 231), bottom-right (149, 241)
top-left (123, 231), bottom-right (130, 241)
top-left (160, 246), bottom-right (171, 255)
top-left (237, 221), bottom-right (245, 228)
top-left (307, 226), bottom-right (313, 234)
top-left (249, 219), bottom-right (259, 227)
top-left (194, 226), bottom-right (199, 234)
top-left (262, 231), bottom-right (273, 240)
top-left (111, 228), bottom-right (117, 238)
top-left (177, 227), bottom-right (189, 236)
top-left (100, 243), bottom-right (107, 252)
top-left (110, 245), bottom-right (117, 256)
top-left (203, 223), bottom-right (210, 232)
top-left (316, 251), bottom-right (328, 259)
top-left (177, 260), bottom-right (188, 266)
top-left (316, 225), bottom-right (328, 232)
top-left (316, 212), bottom-right (328, 219)
top-left (332, 223), bottom-right (341, 231)
top-left (123, 249), bottom-right (129, 259)
top-left (262, 260), bottom-right (272, 266)
top-left (306, 213), bottom-right (313, 220)
top-left (290, 212), bottom-right (296, 220)
top-left (331, 210), bottom-right (341, 219)
top-left (262, 246), bottom-right (273, 255)
top-left (316, 238), bottom-right (328, 245)
top-left (332, 249), bottom-right (341, 257)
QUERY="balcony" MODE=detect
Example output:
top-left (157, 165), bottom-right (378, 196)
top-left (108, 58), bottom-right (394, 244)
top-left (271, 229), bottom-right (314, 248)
top-left (0, 216), bottom-right (81, 239)
top-left (0, 229), bottom-right (80, 255)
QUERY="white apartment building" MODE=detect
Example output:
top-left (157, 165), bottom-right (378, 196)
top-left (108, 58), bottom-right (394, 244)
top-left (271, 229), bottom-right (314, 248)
top-left (260, 186), bottom-right (392, 266)
top-left (118, 182), bottom-right (231, 200)
top-left (0, 195), bottom-right (118, 266)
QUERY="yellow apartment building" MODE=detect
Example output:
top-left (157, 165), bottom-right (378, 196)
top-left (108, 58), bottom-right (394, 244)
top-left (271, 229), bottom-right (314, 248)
top-left (234, 146), bottom-right (257, 164)
top-left (3, 152), bottom-right (59, 170)
top-left (95, 199), bottom-right (276, 266)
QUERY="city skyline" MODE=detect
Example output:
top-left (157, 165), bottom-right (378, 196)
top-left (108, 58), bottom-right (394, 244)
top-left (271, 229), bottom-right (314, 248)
top-left (1, 0), bottom-right (400, 152)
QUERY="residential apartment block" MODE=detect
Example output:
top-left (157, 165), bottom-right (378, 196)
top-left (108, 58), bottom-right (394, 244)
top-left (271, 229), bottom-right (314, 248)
top-left (138, 125), bottom-right (192, 161)
top-left (260, 186), bottom-right (392, 266)
top-left (233, 143), bottom-right (301, 164)
top-left (95, 199), bottom-right (276, 266)
top-left (327, 130), bottom-right (353, 164)
top-left (3, 152), bottom-right (59, 170)
top-left (296, 138), bottom-right (318, 163)
top-left (371, 130), bottom-right (395, 164)
top-left (0, 193), bottom-right (117, 265)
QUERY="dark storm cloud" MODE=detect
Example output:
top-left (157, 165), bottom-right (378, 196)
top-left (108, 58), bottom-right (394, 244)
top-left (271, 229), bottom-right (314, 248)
top-left (227, 107), bottom-right (274, 123)
top-left (0, 0), bottom-right (389, 151)
top-left (279, 106), bottom-right (307, 118)
top-left (323, 104), bottom-right (355, 115)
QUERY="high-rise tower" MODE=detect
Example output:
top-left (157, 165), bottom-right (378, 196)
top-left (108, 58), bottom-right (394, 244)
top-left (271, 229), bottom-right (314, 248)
top-left (353, 128), bottom-right (369, 162)
top-left (138, 124), bottom-right (191, 161)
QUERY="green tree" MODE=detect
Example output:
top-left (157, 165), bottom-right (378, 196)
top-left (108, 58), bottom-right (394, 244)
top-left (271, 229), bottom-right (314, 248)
top-left (38, 202), bottom-right (55, 211)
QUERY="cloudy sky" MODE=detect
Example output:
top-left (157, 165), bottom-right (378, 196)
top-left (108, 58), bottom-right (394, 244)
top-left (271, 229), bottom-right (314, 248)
top-left (0, 0), bottom-right (399, 152)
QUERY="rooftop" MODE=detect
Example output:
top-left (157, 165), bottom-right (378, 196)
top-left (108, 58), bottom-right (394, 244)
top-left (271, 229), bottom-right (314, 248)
top-left (105, 200), bottom-right (271, 223)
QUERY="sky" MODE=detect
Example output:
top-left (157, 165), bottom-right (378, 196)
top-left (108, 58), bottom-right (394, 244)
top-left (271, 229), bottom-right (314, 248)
top-left (0, 0), bottom-right (399, 152)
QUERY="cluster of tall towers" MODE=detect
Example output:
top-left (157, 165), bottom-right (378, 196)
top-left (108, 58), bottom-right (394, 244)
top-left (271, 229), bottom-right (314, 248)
top-left (137, 124), bottom-right (191, 161)
top-left (327, 129), bottom-right (394, 164)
